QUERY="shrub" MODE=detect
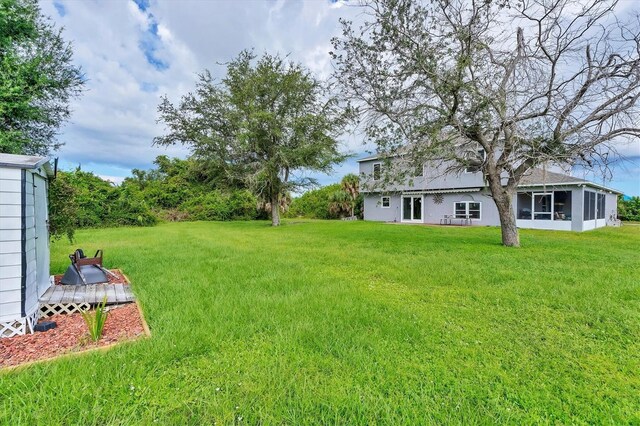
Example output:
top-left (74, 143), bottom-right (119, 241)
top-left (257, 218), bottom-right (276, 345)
top-left (287, 184), bottom-right (342, 219)
top-left (618, 196), bottom-right (640, 221)
top-left (180, 190), bottom-right (259, 221)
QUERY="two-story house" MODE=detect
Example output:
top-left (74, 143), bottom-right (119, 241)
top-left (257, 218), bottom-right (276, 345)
top-left (358, 154), bottom-right (622, 231)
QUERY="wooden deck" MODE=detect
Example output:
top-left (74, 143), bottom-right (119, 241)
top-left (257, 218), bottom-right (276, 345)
top-left (39, 284), bottom-right (135, 305)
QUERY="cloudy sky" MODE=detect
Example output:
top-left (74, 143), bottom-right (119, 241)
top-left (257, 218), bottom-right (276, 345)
top-left (41, 0), bottom-right (639, 195)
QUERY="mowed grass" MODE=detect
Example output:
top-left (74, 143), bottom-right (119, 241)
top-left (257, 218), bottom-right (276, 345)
top-left (1, 220), bottom-right (639, 424)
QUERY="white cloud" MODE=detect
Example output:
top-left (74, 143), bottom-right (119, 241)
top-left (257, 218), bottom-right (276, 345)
top-left (39, 0), bottom-right (365, 175)
top-left (37, 0), bottom-right (639, 195)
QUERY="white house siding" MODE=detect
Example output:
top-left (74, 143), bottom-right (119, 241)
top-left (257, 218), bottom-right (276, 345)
top-left (0, 168), bottom-right (23, 322)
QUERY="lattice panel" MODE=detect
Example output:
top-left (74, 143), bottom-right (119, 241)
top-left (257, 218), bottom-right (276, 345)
top-left (25, 309), bottom-right (40, 334)
top-left (40, 302), bottom-right (90, 318)
top-left (0, 319), bottom-right (26, 338)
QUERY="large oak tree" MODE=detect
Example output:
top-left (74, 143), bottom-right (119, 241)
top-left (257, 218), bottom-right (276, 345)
top-left (332, 0), bottom-right (640, 246)
top-left (155, 51), bottom-right (348, 226)
top-left (0, 0), bottom-right (84, 155)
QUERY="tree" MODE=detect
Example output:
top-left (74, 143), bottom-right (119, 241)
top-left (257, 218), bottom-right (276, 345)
top-left (339, 173), bottom-right (360, 217)
top-left (618, 196), bottom-right (640, 221)
top-left (0, 0), bottom-right (84, 155)
top-left (48, 171), bottom-right (78, 241)
top-left (328, 189), bottom-right (352, 217)
top-left (331, 0), bottom-right (640, 246)
top-left (155, 51), bottom-right (347, 226)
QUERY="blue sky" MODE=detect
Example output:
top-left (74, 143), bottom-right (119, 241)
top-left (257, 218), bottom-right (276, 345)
top-left (42, 0), bottom-right (639, 196)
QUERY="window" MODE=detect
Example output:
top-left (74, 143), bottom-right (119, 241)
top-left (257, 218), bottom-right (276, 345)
top-left (465, 149), bottom-right (486, 173)
top-left (553, 191), bottom-right (572, 221)
top-left (597, 193), bottom-right (605, 219)
top-left (517, 192), bottom-right (532, 219)
top-left (381, 196), bottom-right (390, 208)
top-left (454, 201), bottom-right (481, 219)
top-left (584, 191), bottom-right (596, 221)
top-left (533, 193), bottom-right (552, 220)
top-left (373, 163), bottom-right (382, 180)
top-left (518, 191), bottom-right (572, 221)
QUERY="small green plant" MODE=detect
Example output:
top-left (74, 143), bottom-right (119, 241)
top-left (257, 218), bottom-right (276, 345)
top-left (81, 296), bottom-right (109, 342)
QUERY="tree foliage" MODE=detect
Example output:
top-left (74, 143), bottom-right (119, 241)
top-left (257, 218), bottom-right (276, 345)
top-left (155, 51), bottom-right (348, 226)
top-left (48, 168), bottom-right (157, 241)
top-left (48, 170), bottom-right (78, 241)
top-left (0, 0), bottom-right (84, 155)
top-left (618, 196), bottom-right (640, 221)
top-left (332, 0), bottom-right (640, 246)
top-left (289, 176), bottom-right (364, 220)
top-left (123, 155), bottom-right (262, 221)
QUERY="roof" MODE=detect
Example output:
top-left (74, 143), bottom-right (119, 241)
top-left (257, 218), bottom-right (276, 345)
top-left (519, 169), bottom-right (586, 186)
top-left (356, 154), bottom-right (382, 163)
top-left (518, 168), bottom-right (622, 194)
top-left (0, 153), bottom-right (54, 177)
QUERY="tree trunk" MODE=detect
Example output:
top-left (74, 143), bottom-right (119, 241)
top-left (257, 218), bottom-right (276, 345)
top-left (492, 190), bottom-right (520, 247)
top-left (271, 194), bottom-right (280, 227)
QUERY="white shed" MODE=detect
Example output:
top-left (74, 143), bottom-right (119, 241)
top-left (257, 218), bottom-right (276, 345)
top-left (0, 153), bottom-right (54, 337)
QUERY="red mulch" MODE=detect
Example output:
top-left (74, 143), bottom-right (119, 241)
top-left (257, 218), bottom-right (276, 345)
top-left (53, 269), bottom-right (129, 285)
top-left (0, 304), bottom-right (146, 368)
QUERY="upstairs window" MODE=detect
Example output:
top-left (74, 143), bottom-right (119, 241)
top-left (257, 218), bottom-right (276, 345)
top-left (465, 149), bottom-right (486, 173)
top-left (373, 163), bottom-right (382, 180)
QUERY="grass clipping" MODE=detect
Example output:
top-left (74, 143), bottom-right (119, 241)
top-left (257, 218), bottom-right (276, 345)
top-left (81, 296), bottom-right (108, 342)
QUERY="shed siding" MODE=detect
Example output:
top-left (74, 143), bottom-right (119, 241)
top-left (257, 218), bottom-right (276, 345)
top-left (24, 170), bottom-right (41, 317)
top-left (0, 168), bottom-right (24, 321)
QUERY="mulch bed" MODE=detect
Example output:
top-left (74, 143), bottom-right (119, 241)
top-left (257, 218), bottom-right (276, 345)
top-left (53, 269), bottom-right (129, 285)
top-left (0, 303), bottom-right (146, 369)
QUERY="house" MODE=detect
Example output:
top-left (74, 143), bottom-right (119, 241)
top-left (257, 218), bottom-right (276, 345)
top-left (358, 154), bottom-right (622, 231)
top-left (0, 154), bottom-right (54, 337)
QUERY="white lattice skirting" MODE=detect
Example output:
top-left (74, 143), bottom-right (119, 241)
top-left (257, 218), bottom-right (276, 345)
top-left (40, 302), bottom-right (90, 318)
top-left (0, 308), bottom-right (40, 338)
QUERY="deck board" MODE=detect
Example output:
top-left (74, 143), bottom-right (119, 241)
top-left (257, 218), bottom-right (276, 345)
top-left (39, 283), bottom-right (135, 305)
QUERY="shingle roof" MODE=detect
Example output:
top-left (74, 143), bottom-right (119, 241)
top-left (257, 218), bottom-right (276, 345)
top-left (518, 168), bottom-right (622, 194)
top-left (519, 168), bottom-right (586, 186)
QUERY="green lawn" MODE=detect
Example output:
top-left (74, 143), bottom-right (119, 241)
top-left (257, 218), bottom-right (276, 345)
top-left (1, 221), bottom-right (639, 424)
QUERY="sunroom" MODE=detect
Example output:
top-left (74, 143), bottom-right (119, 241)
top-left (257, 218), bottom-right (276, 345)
top-left (516, 190), bottom-right (575, 230)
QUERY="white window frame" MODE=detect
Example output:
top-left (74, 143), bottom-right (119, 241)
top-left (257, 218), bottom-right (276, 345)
top-left (373, 162), bottom-right (382, 180)
top-left (380, 196), bottom-right (391, 208)
top-left (401, 195), bottom-right (424, 222)
top-left (464, 149), bottom-right (487, 174)
top-left (453, 201), bottom-right (482, 220)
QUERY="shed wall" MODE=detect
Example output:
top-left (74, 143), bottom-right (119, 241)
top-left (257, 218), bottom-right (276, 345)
top-left (0, 168), bottom-right (23, 322)
top-left (23, 170), bottom-right (39, 317)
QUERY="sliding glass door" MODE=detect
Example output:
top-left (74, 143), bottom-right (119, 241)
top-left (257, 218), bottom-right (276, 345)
top-left (402, 196), bottom-right (422, 222)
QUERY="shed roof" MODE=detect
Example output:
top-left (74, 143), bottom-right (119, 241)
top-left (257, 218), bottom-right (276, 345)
top-left (0, 153), bottom-right (54, 176)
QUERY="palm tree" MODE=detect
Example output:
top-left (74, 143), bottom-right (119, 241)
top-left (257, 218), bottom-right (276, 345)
top-left (328, 190), bottom-right (351, 217)
top-left (340, 174), bottom-right (359, 217)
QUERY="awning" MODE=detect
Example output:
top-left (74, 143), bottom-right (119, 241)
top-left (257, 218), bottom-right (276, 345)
top-left (402, 187), bottom-right (481, 195)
